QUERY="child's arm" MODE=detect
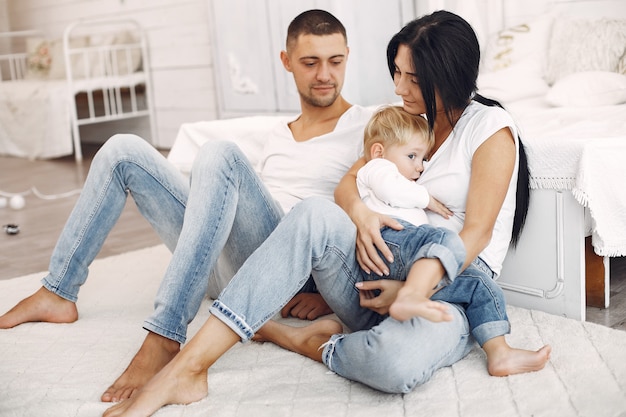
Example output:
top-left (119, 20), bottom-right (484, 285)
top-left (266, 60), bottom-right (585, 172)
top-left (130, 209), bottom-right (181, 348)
top-left (358, 159), bottom-right (429, 208)
top-left (427, 195), bottom-right (453, 219)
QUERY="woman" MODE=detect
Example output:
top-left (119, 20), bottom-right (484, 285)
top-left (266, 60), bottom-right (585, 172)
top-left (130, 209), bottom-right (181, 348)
top-left (104, 11), bottom-right (550, 417)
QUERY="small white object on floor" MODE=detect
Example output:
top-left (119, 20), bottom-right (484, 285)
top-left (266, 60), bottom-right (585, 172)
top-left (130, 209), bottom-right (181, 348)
top-left (9, 195), bottom-right (25, 210)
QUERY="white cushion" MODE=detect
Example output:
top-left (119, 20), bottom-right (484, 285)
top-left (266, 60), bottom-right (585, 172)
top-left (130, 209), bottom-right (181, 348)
top-left (481, 14), bottom-right (554, 74)
top-left (546, 18), bottom-right (626, 85)
top-left (545, 71), bottom-right (626, 107)
top-left (477, 60), bottom-right (550, 104)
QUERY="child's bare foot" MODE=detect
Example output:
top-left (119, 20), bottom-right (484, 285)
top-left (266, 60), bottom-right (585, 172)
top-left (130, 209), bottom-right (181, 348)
top-left (483, 337), bottom-right (552, 376)
top-left (389, 289), bottom-right (452, 322)
top-left (0, 287), bottom-right (78, 329)
top-left (103, 351), bottom-right (208, 417)
top-left (101, 332), bottom-right (180, 402)
top-left (254, 319), bottom-right (342, 362)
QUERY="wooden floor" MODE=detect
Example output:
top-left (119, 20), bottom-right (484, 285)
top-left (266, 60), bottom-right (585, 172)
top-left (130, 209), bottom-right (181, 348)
top-left (1, 144), bottom-right (625, 331)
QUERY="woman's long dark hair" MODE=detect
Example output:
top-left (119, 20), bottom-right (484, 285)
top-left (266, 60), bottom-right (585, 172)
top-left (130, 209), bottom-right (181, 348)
top-left (387, 10), bottom-right (529, 246)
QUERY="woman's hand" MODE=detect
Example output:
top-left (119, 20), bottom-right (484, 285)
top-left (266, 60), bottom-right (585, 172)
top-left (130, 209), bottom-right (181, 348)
top-left (356, 280), bottom-right (404, 315)
top-left (335, 157), bottom-right (402, 275)
top-left (427, 195), bottom-right (453, 219)
top-left (352, 202), bottom-right (403, 276)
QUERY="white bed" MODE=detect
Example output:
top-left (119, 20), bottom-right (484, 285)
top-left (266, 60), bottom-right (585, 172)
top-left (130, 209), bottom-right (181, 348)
top-left (0, 18), bottom-right (157, 161)
top-left (474, 3), bottom-right (626, 320)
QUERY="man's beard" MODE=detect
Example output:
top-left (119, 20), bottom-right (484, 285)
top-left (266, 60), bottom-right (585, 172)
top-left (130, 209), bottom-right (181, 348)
top-left (300, 85), bottom-right (339, 108)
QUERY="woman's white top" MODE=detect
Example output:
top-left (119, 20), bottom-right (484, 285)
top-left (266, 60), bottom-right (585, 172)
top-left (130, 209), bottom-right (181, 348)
top-left (356, 158), bottom-right (430, 227)
top-left (418, 100), bottom-right (520, 276)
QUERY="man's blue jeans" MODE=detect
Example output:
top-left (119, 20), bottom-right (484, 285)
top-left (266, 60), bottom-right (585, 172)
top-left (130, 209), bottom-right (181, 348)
top-left (42, 135), bottom-right (283, 344)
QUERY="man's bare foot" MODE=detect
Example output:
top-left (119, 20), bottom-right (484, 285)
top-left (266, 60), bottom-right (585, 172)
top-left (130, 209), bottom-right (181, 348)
top-left (0, 287), bottom-right (78, 329)
top-left (103, 351), bottom-right (208, 417)
top-left (101, 332), bottom-right (180, 402)
top-left (483, 337), bottom-right (552, 376)
top-left (253, 319), bottom-right (342, 362)
top-left (280, 293), bottom-right (333, 320)
top-left (389, 289), bottom-right (453, 323)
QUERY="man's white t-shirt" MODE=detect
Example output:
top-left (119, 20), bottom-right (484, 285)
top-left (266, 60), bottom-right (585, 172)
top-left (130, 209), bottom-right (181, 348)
top-left (356, 158), bottom-right (430, 227)
top-left (258, 104), bottom-right (373, 213)
top-left (208, 104), bottom-right (372, 298)
top-left (418, 101), bottom-right (520, 276)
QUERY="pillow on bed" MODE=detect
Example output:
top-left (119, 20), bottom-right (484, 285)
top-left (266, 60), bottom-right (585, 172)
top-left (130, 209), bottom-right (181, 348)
top-left (545, 71), bottom-right (626, 107)
top-left (45, 31), bottom-right (141, 79)
top-left (546, 17), bottom-right (626, 85)
top-left (47, 36), bottom-right (91, 79)
top-left (477, 60), bottom-right (550, 103)
top-left (481, 14), bottom-right (554, 73)
top-left (25, 37), bottom-right (52, 79)
top-left (88, 30), bottom-right (142, 76)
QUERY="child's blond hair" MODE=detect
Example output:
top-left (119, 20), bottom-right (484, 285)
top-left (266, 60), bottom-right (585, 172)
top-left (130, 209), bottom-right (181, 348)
top-left (363, 105), bottom-right (433, 160)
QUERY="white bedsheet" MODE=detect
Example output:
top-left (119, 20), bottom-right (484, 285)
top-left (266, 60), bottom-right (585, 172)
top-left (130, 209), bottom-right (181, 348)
top-left (507, 99), bottom-right (626, 256)
top-left (0, 79), bottom-right (73, 159)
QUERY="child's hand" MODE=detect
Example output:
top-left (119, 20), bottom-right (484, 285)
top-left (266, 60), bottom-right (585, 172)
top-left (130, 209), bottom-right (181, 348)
top-left (427, 196), bottom-right (453, 219)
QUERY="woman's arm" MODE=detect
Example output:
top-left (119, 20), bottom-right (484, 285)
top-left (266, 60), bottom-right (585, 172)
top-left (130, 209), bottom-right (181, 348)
top-left (460, 127), bottom-right (516, 270)
top-left (335, 156), bottom-right (403, 276)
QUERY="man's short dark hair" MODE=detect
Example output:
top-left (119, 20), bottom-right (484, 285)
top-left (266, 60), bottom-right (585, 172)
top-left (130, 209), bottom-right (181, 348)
top-left (286, 9), bottom-right (347, 51)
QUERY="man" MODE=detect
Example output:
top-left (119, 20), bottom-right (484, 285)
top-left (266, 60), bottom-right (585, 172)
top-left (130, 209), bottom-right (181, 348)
top-left (0, 9), bottom-right (371, 402)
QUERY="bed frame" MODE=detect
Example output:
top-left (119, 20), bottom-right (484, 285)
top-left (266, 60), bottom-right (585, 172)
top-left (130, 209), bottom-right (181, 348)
top-left (0, 18), bottom-right (157, 161)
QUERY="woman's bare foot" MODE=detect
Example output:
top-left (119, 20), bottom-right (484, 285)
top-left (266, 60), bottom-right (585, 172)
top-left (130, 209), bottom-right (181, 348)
top-left (103, 315), bottom-right (239, 417)
top-left (102, 351), bottom-right (208, 417)
top-left (101, 332), bottom-right (180, 402)
top-left (254, 319), bottom-right (343, 362)
top-left (483, 337), bottom-right (552, 376)
top-left (389, 289), bottom-right (453, 323)
top-left (0, 287), bottom-right (78, 329)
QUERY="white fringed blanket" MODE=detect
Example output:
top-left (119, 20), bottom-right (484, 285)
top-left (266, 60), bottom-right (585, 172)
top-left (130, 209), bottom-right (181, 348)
top-left (509, 101), bottom-right (626, 257)
top-left (1, 245), bottom-right (625, 417)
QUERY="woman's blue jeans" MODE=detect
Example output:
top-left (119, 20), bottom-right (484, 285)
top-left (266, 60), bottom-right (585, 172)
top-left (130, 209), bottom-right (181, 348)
top-left (210, 197), bottom-right (508, 394)
top-left (41, 134), bottom-right (284, 344)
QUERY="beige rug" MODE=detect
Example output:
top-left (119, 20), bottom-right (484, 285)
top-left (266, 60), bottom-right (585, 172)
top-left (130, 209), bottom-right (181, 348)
top-left (1, 245), bottom-right (625, 417)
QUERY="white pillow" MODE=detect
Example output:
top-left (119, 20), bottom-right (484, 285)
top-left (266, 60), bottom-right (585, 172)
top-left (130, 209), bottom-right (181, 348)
top-left (546, 18), bottom-right (626, 85)
top-left (545, 71), bottom-right (626, 107)
top-left (481, 14), bottom-right (554, 73)
top-left (89, 30), bottom-right (142, 76)
top-left (25, 37), bottom-right (52, 79)
top-left (477, 60), bottom-right (550, 104)
top-left (47, 36), bottom-right (91, 79)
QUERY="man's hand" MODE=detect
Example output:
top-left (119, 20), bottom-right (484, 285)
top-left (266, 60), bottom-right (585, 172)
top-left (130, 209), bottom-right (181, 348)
top-left (356, 279), bottom-right (404, 315)
top-left (281, 293), bottom-right (333, 320)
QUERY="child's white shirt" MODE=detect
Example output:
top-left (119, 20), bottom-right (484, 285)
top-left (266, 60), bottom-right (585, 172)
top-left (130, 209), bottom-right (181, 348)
top-left (357, 158), bottom-right (430, 227)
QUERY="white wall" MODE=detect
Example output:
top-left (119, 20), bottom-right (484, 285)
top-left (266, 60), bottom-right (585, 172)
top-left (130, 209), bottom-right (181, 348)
top-left (0, 1), bottom-right (8, 32)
